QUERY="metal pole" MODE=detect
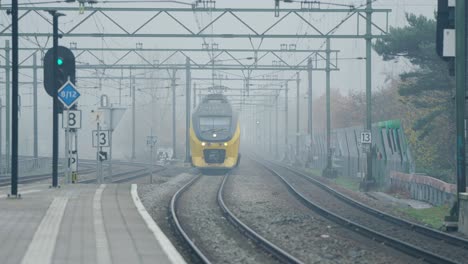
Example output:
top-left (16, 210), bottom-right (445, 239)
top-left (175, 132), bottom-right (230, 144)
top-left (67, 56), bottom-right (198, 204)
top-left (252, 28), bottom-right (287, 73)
top-left (365, 0), bottom-right (374, 190)
top-left (0, 99), bottom-right (2, 174)
top-left (119, 67), bottom-right (123, 105)
top-left (296, 72), bottom-right (300, 162)
top-left (5, 41), bottom-right (10, 175)
top-left (131, 76), bottom-right (136, 160)
top-left (65, 109), bottom-right (70, 183)
top-left (10, 0), bottom-right (19, 196)
top-left (284, 82), bottom-right (289, 162)
top-left (269, 99), bottom-right (272, 155)
top-left (307, 58), bottom-right (313, 167)
top-left (193, 83), bottom-right (197, 109)
top-left (455, 0), bottom-right (466, 219)
top-left (172, 69), bottom-right (177, 159)
top-left (324, 38), bottom-right (332, 176)
top-left (185, 57), bottom-right (191, 163)
top-left (51, 12), bottom-right (59, 188)
top-left (97, 121), bottom-right (101, 183)
top-left (275, 93), bottom-right (279, 159)
top-left (108, 113), bottom-right (113, 181)
top-left (33, 53), bottom-right (38, 163)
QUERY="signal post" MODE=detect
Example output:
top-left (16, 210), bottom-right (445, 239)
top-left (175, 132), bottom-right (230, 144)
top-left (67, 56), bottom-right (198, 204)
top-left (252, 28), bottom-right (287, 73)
top-left (44, 11), bottom-right (77, 186)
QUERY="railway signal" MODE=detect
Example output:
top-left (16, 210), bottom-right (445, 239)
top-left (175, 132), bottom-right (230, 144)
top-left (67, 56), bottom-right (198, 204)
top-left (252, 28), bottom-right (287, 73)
top-left (44, 46), bottom-right (76, 101)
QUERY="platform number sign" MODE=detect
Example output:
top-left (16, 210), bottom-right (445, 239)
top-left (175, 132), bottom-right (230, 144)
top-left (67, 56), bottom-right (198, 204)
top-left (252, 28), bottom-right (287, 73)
top-left (92, 130), bottom-right (110, 147)
top-left (62, 110), bottom-right (82, 129)
top-left (360, 131), bottom-right (372, 144)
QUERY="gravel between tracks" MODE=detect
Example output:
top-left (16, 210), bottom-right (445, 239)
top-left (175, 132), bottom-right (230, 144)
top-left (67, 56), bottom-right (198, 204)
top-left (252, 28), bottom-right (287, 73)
top-left (271, 164), bottom-right (468, 263)
top-left (225, 159), bottom-right (416, 264)
top-left (176, 175), bottom-right (279, 264)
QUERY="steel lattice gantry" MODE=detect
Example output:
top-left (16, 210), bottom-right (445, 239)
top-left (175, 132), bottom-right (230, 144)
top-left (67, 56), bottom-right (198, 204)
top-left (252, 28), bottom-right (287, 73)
top-left (0, 3), bottom-right (390, 187)
top-left (0, 6), bottom-right (389, 39)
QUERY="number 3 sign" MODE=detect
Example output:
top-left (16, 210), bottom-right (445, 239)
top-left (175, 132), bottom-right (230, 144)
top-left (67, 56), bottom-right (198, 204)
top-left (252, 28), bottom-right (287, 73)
top-left (92, 130), bottom-right (110, 147)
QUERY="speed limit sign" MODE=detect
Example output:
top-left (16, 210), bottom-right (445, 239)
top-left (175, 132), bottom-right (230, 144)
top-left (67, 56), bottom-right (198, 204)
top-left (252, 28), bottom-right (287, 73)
top-left (360, 131), bottom-right (372, 144)
top-left (62, 110), bottom-right (82, 129)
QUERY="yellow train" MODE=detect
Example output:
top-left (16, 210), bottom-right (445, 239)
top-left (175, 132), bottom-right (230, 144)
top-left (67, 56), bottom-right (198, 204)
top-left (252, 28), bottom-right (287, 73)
top-left (190, 94), bottom-right (241, 170)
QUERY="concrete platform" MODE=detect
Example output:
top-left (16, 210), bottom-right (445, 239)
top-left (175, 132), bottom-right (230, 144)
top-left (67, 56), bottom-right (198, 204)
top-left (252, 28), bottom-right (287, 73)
top-left (0, 183), bottom-right (185, 264)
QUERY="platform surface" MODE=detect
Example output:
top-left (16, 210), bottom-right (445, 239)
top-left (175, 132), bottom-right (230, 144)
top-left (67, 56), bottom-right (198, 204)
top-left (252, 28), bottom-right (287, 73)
top-left (0, 183), bottom-right (180, 264)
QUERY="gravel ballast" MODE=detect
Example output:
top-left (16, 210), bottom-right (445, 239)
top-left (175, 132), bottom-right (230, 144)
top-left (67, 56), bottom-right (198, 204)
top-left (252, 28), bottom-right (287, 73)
top-left (176, 175), bottom-right (279, 264)
top-left (224, 158), bottom-right (416, 264)
top-left (269, 163), bottom-right (468, 263)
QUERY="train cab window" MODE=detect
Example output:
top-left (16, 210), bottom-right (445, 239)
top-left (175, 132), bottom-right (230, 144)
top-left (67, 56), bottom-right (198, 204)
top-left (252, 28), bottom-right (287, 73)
top-left (199, 117), bottom-right (231, 133)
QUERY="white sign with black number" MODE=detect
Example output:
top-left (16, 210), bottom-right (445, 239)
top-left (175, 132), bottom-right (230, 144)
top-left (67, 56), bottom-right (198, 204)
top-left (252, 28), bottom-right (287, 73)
top-left (92, 130), bottom-right (110, 147)
top-left (62, 110), bottom-right (82, 129)
top-left (360, 131), bottom-right (372, 144)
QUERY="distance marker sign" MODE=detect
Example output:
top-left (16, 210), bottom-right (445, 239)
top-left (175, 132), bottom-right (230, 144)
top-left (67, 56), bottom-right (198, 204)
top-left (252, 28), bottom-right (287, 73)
top-left (58, 81), bottom-right (80, 108)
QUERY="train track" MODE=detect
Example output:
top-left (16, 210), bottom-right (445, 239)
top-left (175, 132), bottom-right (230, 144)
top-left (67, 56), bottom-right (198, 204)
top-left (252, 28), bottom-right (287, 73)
top-left (0, 166), bottom-right (95, 187)
top-left (254, 157), bottom-right (467, 264)
top-left (169, 173), bottom-right (302, 264)
top-left (0, 161), bottom-right (163, 187)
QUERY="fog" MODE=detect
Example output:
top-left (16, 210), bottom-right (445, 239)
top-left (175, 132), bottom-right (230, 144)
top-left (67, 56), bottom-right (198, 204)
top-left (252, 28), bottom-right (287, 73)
top-left (0, 0), bottom-right (437, 160)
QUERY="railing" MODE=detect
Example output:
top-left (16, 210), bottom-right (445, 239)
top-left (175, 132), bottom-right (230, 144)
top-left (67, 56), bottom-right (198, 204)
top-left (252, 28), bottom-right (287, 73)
top-left (389, 171), bottom-right (468, 206)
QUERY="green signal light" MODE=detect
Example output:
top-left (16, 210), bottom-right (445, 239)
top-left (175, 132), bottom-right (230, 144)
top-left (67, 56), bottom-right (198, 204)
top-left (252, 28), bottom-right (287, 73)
top-left (57, 58), bottom-right (64, 66)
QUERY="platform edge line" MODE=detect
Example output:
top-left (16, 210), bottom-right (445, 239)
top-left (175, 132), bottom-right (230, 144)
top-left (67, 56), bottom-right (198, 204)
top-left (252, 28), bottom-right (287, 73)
top-left (131, 184), bottom-right (187, 264)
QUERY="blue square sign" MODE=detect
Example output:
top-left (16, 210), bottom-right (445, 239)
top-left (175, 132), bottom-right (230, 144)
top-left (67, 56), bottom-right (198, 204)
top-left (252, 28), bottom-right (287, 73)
top-left (58, 81), bottom-right (80, 108)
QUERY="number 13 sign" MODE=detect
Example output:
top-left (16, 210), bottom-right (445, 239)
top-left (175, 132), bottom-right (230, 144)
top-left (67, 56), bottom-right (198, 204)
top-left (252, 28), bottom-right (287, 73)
top-left (360, 131), bottom-right (372, 144)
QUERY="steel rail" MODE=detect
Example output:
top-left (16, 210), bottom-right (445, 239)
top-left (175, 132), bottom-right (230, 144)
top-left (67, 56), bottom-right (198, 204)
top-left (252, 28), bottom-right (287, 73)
top-left (0, 161), bottom-right (159, 187)
top-left (278, 162), bottom-right (468, 250)
top-left (78, 166), bottom-right (164, 184)
top-left (0, 168), bottom-right (95, 187)
top-left (217, 173), bottom-right (304, 264)
top-left (253, 158), bottom-right (458, 264)
top-left (169, 175), bottom-right (212, 264)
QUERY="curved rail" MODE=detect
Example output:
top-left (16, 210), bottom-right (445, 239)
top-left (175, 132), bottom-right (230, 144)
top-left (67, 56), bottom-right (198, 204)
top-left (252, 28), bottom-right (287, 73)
top-left (276, 161), bottom-right (468, 249)
top-left (217, 173), bottom-right (303, 264)
top-left (254, 158), bottom-right (458, 264)
top-left (169, 175), bottom-right (212, 264)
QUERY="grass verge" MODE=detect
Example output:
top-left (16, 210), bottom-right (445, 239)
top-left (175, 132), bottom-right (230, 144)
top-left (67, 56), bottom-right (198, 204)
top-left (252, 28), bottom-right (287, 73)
top-left (305, 168), bottom-right (360, 192)
top-left (397, 205), bottom-right (450, 229)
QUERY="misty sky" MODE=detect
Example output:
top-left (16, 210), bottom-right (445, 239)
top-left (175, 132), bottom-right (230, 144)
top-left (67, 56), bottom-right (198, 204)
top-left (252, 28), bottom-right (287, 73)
top-left (0, 0), bottom-right (438, 159)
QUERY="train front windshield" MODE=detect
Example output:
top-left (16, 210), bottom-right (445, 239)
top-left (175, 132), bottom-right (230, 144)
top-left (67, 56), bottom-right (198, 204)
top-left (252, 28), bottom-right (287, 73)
top-left (200, 117), bottom-right (230, 132)
top-left (199, 116), bottom-right (231, 140)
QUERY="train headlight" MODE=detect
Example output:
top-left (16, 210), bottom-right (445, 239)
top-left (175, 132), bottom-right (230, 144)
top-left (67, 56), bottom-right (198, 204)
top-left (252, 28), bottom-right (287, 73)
top-left (201, 142), bottom-right (206, 146)
top-left (224, 142), bottom-right (228, 147)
